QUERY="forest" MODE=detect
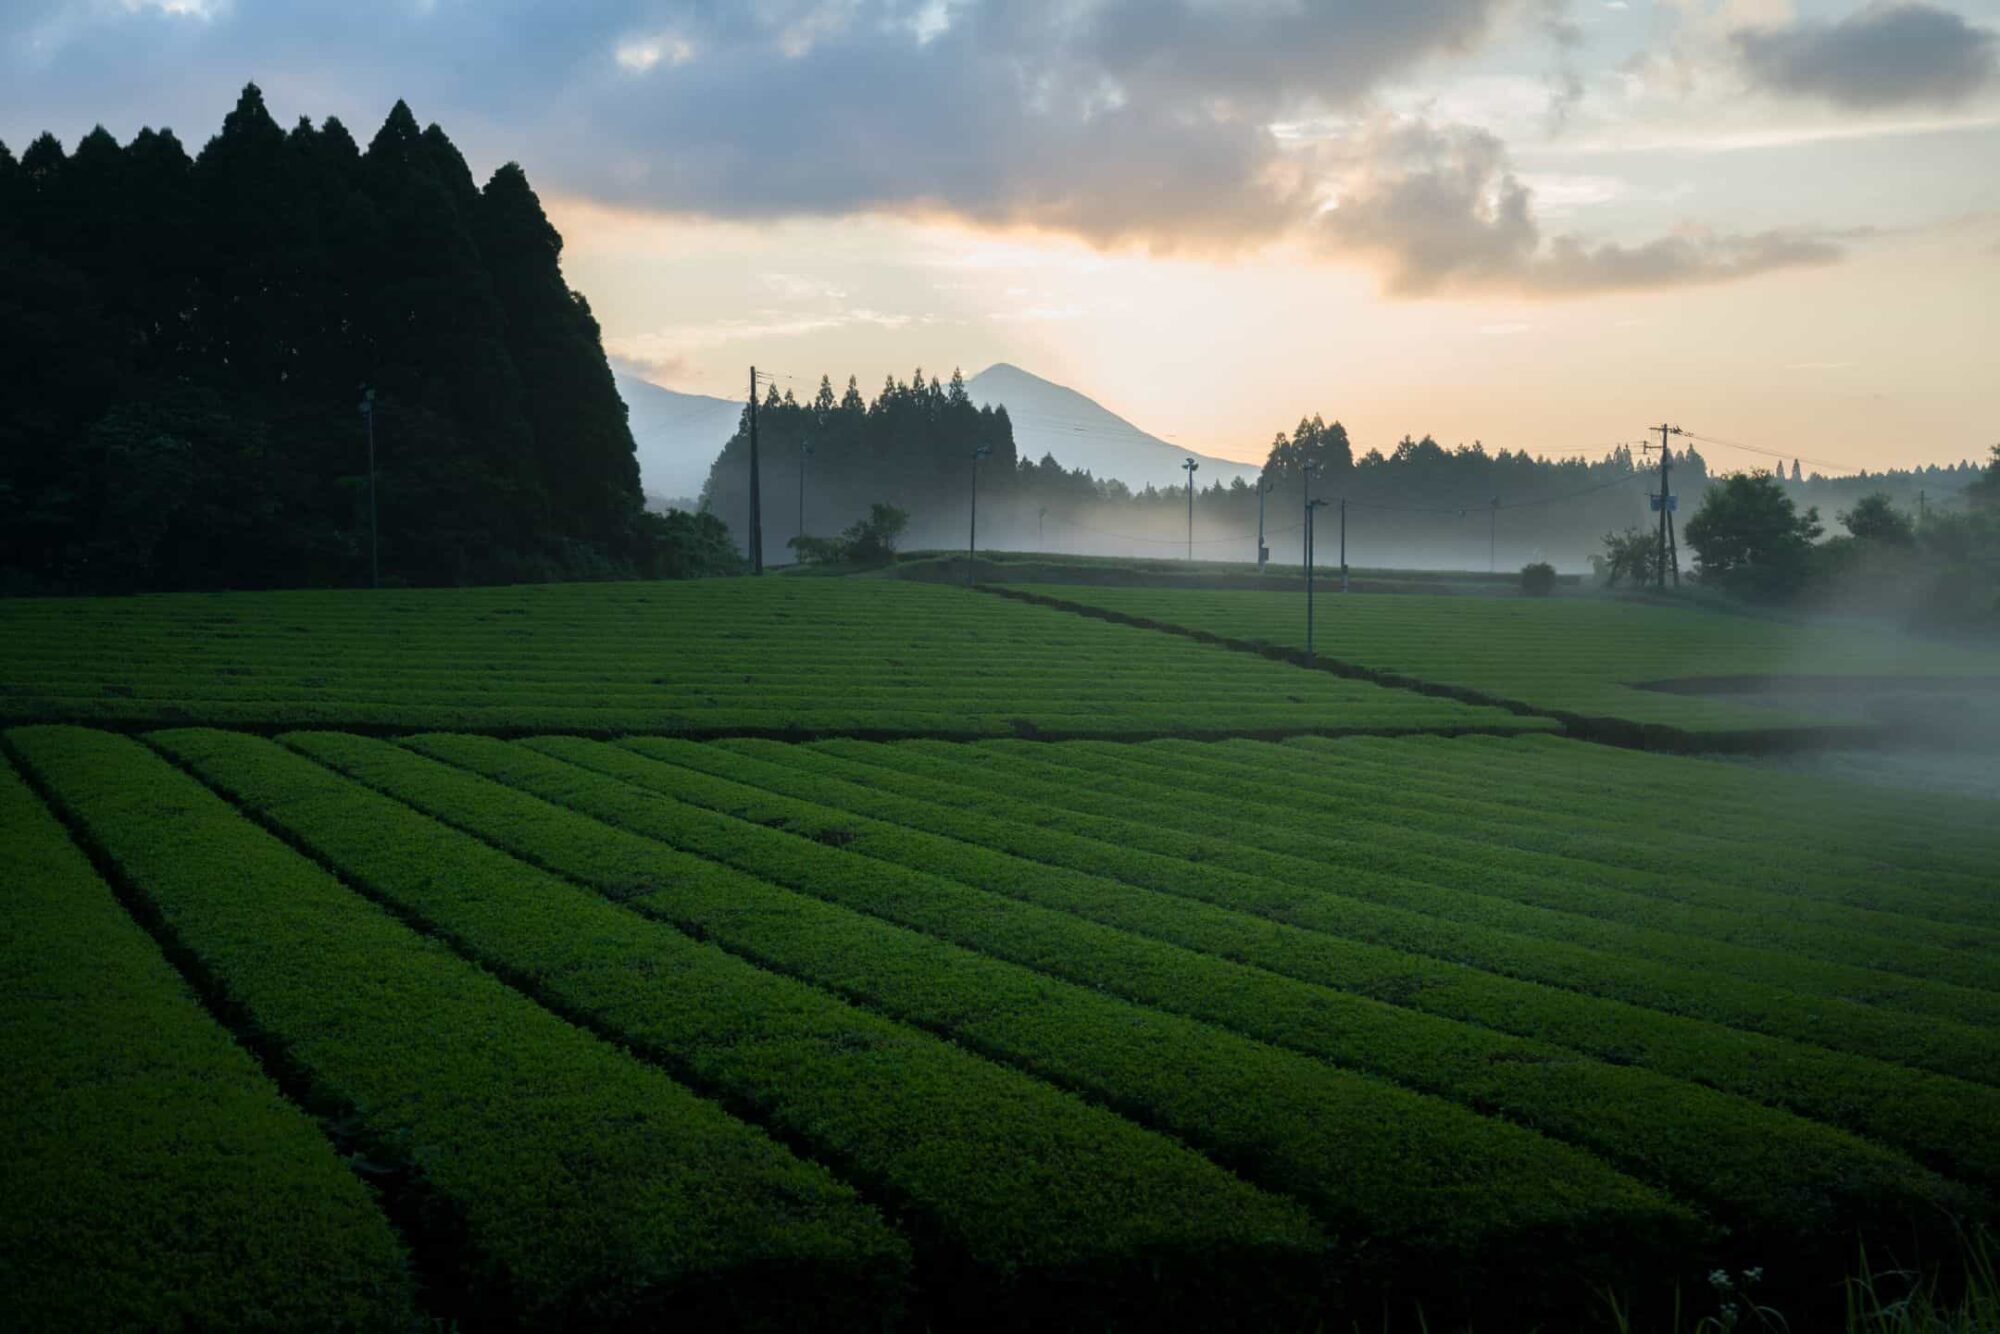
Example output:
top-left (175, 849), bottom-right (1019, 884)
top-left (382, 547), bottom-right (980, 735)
top-left (704, 375), bottom-right (1986, 573)
top-left (0, 85), bottom-right (736, 594)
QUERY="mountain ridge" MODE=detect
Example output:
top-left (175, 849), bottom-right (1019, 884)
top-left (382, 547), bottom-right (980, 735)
top-left (965, 363), bottom-right (1261, 491)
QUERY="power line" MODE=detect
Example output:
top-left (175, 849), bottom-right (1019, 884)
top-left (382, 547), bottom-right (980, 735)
top-left (1680, 431), bottom-right (1860, 476)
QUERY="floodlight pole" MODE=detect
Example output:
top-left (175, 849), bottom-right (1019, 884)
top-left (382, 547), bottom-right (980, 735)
top-left (358, 386), bottom-right (378, 589)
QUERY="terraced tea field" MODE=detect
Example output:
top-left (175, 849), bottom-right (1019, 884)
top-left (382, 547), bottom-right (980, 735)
top-left (6, 576), bottom-right (1998, 1330)
top-left (1010, 584), bottom-right (2000, 739)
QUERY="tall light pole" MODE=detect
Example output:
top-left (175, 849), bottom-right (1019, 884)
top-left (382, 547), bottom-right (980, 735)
top-left (967, 442), bottom-right (992, 583)
top-left (1182, 458), bottom-right (1199, 561)
top-left (358, 386), bottom-right (378, 589)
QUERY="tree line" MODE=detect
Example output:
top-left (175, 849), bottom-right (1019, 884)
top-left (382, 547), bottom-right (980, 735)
top-left (0, 84), bottom-right (738, 594)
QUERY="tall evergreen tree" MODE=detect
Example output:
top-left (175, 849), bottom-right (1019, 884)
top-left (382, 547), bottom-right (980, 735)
top-left (0, 85), bottom-right (646, 593)
top-left (478, 161), bottom-right (642, 547)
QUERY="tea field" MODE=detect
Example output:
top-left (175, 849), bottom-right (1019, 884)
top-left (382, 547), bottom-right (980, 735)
top-left (5, 576), bottom-right (1998, 1331)
top-left (0, 579), bottom-right (1540, 738)
top-left (1011, 584), bottom-right (2000, 739)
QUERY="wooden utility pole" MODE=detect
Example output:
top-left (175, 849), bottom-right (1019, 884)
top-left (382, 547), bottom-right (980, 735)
top-left (747, 368), bottom-right (764, 574)
top-left (1646, 423), bottom-right (1684, 589)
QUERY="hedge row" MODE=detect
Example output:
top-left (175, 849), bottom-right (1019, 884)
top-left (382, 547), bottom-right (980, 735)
top-left (157, 728), bottom-right (1333, 1328)
top-left (0, 579), bottom-right (1529, 736)
top-left (968, 738), bottom-right (2000, 994)
top-left (1164, 736), bottom-right (2000, 957)
top-left (279, 727), bottom-right (1694, 1296)
top-left (0, 754), bottom-right (419, 1331)
top-left (1013, 584), bottom-right (2000, 734)
top-left (8, 725), bottom-right (910, 1331)
top-left (573, 735), bottom-right (1980, 1213)
top-left (622, 736), bottom-right (2000, 1191)
top-left (766, 739), bottom-right (2000, 1085)
top-left (1332, 733), bottom-right (2000, 902)
top-left (386, 733), bottom-right (1957, 1251)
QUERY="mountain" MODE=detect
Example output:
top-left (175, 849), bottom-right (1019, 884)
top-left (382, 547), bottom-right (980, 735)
top-left (964, 363), bottom-right (1261, 492)
top-left (614, 372), bottom-right (743, 507)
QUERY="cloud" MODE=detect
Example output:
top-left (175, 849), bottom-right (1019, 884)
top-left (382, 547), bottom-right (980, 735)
top-left (0, 0), bottom-right (1517, 250)
top-left (1318, 119), bottom-right (1844, 295)
top-left (1732, 3), bottom-right (1998, 108)
top-left (0, 0), bottom-right (1859, 298)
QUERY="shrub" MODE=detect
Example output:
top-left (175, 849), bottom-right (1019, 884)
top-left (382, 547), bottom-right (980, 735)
top-left (1520, 562), bottom-right (1558, 596)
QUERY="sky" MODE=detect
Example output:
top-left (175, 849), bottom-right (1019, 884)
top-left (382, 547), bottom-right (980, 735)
top-left (5, 1), bottom-right (1997, 473)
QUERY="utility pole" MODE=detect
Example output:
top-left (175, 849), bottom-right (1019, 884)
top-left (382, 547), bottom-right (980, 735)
top-left (1182, 458), bottom-right (1199, 561)
top-left (967, 443), bottom-right (991, 584)
top-left (1644, 423), bottom-right (1684, 590)
top-left (1302, 461), bottom-right (1316, 582)
top-left (1037, 505), bottom-right (1046, 551)
top-left (1256, 478), bottom-right (1269, 572)
top-left (358, 386), bottom-right (378, 589)
top-left (1339, 497), bottom-right (1348, 593)
top-left (1489, 496), bottom-right (1499, 574)
top-left (747, 367), bottom-right (764, 574)
top-left (797, 439), bottom-right (813, 549)
top-left (1306, 497), bottom-right (1329, 663)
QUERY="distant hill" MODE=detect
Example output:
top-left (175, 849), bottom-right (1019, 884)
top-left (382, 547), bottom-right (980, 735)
top-left (614, 372), bottom-right (742, 507)
top-left (964, 363), bottom-right (1260, 491)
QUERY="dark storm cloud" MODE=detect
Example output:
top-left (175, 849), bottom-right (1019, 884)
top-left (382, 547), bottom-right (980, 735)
top-left (1731, 2), bottom-right (1998, 109)
top-left (1319, 121), bottom-right (1845, 296)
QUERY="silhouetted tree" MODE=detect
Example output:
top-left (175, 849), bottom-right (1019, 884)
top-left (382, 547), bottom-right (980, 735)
top-left (1838, 493), bottom-right (1915, 546)
top-left (0, 86), bottom-right (648, 592)
top-left (1685, 472), bottom-right (1822, 600)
